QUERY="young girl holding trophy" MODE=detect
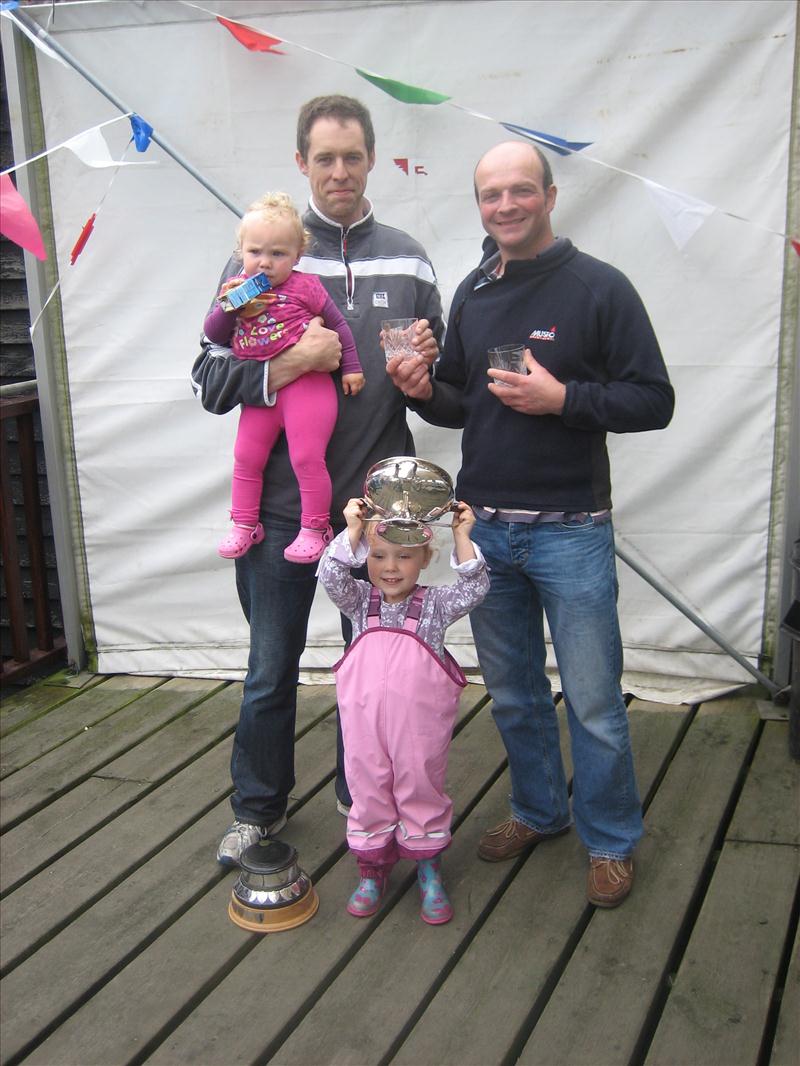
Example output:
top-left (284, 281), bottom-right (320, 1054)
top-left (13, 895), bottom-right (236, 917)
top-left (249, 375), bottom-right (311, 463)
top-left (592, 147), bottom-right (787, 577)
top-left (318, 478), bottom-right (488, 925)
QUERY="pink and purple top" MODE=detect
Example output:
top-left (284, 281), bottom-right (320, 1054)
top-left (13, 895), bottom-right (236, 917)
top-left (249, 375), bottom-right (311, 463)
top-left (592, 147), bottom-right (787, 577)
top-left (204, 270), bottom-right (362, 376)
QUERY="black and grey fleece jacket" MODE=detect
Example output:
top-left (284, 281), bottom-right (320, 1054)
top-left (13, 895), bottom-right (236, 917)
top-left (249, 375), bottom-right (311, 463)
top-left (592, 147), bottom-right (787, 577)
top-left (191, 198), bottom-right (444, 524)
top-left (413, 237), bottom-right (674, 513)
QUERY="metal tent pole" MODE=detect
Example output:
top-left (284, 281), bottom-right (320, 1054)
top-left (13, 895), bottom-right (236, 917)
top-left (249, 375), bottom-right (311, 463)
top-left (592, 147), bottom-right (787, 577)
top-left (614, 542), bottom-right (780, 696)
top-left (11, 8), bottom-right (243, 217)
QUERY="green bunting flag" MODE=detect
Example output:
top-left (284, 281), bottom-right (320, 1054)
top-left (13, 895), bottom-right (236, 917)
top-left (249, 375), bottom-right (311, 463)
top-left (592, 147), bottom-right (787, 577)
top-left (356, 69), bottom-right (450, 105)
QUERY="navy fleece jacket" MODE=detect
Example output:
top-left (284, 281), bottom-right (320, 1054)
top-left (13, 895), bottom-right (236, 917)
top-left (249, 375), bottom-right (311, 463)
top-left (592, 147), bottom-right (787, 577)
top-left (417, 238), bottom-right (674, 512)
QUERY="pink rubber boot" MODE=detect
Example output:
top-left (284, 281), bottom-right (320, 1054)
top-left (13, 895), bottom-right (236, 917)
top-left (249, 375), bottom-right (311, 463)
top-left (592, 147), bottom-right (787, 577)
top-left (346, 866), bottom-right (388, 918)
top-left (417, 857), bottom-right (453, 925)
top-left (346, 846), bottom-right (397, 918)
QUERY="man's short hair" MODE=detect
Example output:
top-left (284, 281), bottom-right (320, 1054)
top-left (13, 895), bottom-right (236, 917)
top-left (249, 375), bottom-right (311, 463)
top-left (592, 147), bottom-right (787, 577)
top-left (296, 96), bottom-right (376, 160)
top-left (532, 145), bottom-right (553, 191)
top-left (473, 142), bottom-right (554, 201)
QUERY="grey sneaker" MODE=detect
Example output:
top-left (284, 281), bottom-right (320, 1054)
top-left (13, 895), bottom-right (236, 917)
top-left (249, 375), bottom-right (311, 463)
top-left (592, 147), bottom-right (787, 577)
top-left (216, 815), bottom-right (287, 867)
top-left (336, 799), bottom-right (351, 816)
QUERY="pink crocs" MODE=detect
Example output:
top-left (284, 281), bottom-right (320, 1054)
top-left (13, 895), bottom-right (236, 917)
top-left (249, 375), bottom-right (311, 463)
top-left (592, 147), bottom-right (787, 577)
top-left (217, 522), bottom-right (265, 559)
top-left (283, 525), bottom-right (333, 564)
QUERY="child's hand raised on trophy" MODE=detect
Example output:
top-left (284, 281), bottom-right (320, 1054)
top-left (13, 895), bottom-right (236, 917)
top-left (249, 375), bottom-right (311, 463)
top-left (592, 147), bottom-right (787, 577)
top-left (343, 498), bottom-right (368, 552)
top-left (451, 501), bottom-right (477, 564)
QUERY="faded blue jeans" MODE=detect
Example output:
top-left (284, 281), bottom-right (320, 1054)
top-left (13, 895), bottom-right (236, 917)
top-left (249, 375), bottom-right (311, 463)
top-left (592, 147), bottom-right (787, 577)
top-left (469, 513), bottom-right (642, 860)
top-left (231, 517), bottom-right (351, 826)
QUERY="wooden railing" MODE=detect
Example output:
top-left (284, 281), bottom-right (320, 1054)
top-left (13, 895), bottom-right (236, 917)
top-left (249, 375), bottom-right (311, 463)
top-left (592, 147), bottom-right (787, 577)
top-left (1, 387), bottom-right (65, 683)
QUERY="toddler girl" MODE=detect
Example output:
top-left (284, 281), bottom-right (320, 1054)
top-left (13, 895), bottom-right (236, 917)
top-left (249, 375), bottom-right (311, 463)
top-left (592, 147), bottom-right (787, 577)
top-left (204, 192), bottom-right (365, 564)
top-left (318, 495), bottom-right (489, 924)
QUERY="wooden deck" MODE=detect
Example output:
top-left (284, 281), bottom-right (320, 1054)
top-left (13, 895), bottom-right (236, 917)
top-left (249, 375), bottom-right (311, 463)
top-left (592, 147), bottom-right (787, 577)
top-left (0, 672), bottom-right (797, 1066)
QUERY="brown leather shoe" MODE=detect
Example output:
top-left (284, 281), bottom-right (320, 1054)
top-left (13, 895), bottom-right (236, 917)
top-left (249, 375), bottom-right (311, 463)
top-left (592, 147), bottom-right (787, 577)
top-left (587, 857), bottom-right (634, 907)
top-left (477, 818), bottom-right (568, 861)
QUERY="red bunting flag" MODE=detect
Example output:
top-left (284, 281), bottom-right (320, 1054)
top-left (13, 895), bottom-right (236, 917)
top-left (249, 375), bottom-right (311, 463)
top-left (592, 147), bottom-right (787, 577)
top-left (792, 239), bottom-right (800, 258)
top-left (70, 213), bottom-right (96, 265)
top-left (217, 16), bottom-right (285, 53)
top-left (394, 158), bottom-right (428, 176)
top-left (0, 172), bottom-right (47, 260)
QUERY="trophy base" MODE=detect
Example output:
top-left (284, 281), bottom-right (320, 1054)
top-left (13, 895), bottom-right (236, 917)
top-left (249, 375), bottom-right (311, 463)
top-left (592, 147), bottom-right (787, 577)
top-left (228, 886), bottom-right (319, 933)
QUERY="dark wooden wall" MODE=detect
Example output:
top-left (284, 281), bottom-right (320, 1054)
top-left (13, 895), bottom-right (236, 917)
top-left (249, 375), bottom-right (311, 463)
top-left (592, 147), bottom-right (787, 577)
top-left (1, 43), bottom-right (65, 675)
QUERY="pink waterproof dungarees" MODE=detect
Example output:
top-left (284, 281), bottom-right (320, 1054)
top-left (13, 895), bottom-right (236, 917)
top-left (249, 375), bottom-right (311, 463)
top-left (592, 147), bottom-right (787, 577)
top-left (334, 586), bottom-right (467, 867)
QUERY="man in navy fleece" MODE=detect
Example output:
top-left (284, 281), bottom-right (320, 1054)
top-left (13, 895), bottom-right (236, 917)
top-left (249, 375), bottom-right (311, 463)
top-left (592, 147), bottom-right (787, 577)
top-left (387, 140), bottom-right (674, 907)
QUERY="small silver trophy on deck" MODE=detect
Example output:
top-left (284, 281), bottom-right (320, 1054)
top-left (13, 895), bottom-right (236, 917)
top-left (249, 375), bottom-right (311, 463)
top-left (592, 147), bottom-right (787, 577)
top-left (228, 839), bottom-right (319, 933)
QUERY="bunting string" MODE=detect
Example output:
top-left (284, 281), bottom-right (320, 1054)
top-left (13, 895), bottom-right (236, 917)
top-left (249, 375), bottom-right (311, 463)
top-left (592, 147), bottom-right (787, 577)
top-left (175, 0), bottom-right (798, 255)
top-left (3, 0), bottom-right (797, 257)
top-left (0, 111), bottom-right (157, 271)
top-left (0, 113), bottom-right (149, 176)
top-left (28, 136), bottom-right (142, 336)
top-left (3, 4), bottom-right (242, 218)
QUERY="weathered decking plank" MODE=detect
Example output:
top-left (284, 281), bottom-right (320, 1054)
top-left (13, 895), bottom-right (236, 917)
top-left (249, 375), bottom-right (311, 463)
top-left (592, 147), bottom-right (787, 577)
top-left (0, 739), bottom-right (233, 974)
top-left (727, 720), bottom-right (800, 846)
top-left (149, 701), bottom-right (551, 1066)
top-left (0, 677), bottom-right (226, 829)
top-left (0, 687), bottom-right (337, 974)
top-left (143, 693), bottom-right (502, 1066)
top-left (514, 697), bottom-right (760, 1065)
top-left (18, 690), bottom-right (497, 1066)
top-left (271, 774), bottom-right (522, 1066)
top-left (0, 685), bottom-right (340, 1061)
top-left (0, 794), bottom-right (250, 1064)
top-left (643, 717), bottom-right (800, 1065)
top-left (644, 840), bottom-right (800, 1065)
top-left (769, 923), bottom-right (799, 1066)
top-left (1, 675), bottom-right (797, 1066)
top-left (392, 702), bottom-right (692, 1066)
top-left (0, 675), bottom-right (166, 783)
top-left (0, 674), bottom-right (104, 737)
top-left (0, 682), bottom-right (243, 894)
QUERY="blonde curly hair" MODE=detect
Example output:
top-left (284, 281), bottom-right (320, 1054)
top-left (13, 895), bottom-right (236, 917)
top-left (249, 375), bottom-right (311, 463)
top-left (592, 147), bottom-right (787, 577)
top-left (365, 520), bottom-right (435, 565)
top-left (236, 192), bottom-right (310, 254)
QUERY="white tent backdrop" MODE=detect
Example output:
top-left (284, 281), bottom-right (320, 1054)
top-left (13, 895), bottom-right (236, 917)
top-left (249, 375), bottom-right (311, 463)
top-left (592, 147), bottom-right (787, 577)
top-left (5, 0), bottom-right (797, 698)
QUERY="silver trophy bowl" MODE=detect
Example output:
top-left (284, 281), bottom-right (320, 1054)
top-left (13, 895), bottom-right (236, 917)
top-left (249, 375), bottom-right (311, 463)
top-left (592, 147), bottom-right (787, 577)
top-left (363, 456), bottom-right (456, 545)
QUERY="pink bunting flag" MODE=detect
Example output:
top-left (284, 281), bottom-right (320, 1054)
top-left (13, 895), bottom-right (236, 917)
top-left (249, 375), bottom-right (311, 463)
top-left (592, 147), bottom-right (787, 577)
top-left (217, 16), bottom-right (285, 53)
top-left (0, 172), bottom-right (47, 260)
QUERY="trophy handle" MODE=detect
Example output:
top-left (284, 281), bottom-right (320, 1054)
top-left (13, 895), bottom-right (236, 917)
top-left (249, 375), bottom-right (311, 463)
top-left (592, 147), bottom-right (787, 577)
top-left (427, 498), bottom-right (457, 521)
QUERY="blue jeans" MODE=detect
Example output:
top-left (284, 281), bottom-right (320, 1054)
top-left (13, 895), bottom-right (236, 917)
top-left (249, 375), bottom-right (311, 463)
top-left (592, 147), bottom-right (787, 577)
top-left (231, 517), bottom-right (351, 825)
top-left (469, 514), bottom-right (642, 860)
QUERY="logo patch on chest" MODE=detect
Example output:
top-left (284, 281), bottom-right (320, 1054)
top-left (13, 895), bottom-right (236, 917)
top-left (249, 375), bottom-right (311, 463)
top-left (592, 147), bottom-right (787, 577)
top-left (373, 292), bottom-right (389, 308)
top-left (529, 326), bottom-right (557, 341)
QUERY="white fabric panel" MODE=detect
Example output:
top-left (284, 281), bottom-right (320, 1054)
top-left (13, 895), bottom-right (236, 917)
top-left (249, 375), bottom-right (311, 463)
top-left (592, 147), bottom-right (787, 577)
top-left (21, 0), bottom-right (795, 697)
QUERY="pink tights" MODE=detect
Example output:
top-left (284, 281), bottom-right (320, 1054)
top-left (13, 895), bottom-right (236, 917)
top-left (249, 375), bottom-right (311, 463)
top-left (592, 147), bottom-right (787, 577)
top-left (231, 372), bottom-right (337, 528)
